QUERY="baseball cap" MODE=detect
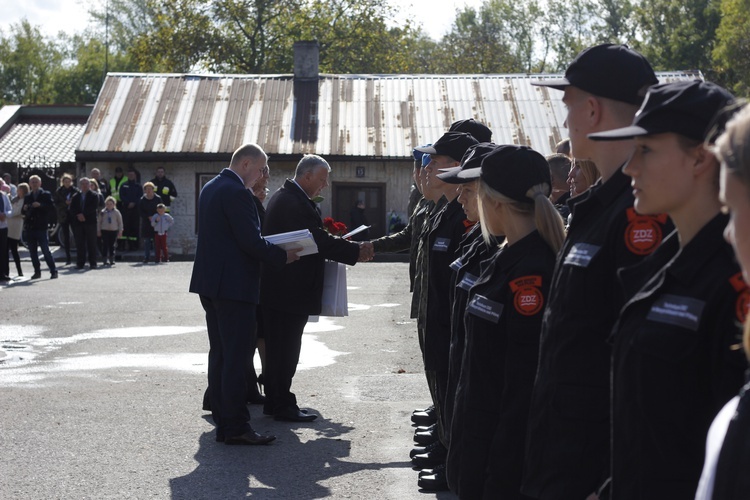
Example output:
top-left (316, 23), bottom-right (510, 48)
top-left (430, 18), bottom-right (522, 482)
top-left (532, 44), bottom-right (658, 105)
top-left (437, 143), bottom-right (496, 184)
top-left (412, 144), bottom-right (432, 164)
top-left (457, 145), bottom-right (551, 203)
top-left (415, 132), bottom-right (479, 163)
top-left (450, 119), bottom-right (493, 143)
top-left (588, 80), bottom-right (735, 142)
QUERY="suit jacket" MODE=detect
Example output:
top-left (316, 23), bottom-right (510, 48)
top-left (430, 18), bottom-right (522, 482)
top-left (260, 179), bottom-right (360, 315)
top-left (189, 169), bottom-right (286, 303)
top-left (69, 190), bottom-right (100, 226)
top-left (23, 189), bottom-right (54, 230)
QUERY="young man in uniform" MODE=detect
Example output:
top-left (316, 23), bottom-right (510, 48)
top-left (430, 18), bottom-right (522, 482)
top-left (521, 44), bottom-right (672, 500)
top-left (409, 132), bottom-right (479, 478)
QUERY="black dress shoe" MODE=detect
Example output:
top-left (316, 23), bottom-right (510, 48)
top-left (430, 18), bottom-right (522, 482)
top-left (274, 408), bottom-right (317, 422)
top-left (413, 404), bottom-right (434, 415)
top-left (410, 439), bottom-right (443, 459)
top-left (414, 427), bottom-right (438, 445)
top-left (50, 271), bottom-right (58, 279)
top-left (225, 430), bottom-right (276, 445)
top-left (411, 407), bottom-right (437, 426)
top-left (418, 469), bottom-right (449, 491)
top-left (415, 423), bottom-right (437, 433)
top-left (31, 272), bottom-right (41, 280)
top-left (412, 443), bottom-right (447, 469)
top-left (418, 463), bottom-right (445, 478)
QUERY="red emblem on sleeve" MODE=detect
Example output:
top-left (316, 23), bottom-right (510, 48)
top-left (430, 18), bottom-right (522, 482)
top-left (510, 276), bottom-right (544, 316)
top-left (624, 208), bottom-right (668, 255)
top-left (729, 273), bottom-right (750, 323)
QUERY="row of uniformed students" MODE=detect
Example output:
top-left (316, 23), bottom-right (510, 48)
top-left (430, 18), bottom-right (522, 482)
top-left (391, 43), bottom-right (750, 500)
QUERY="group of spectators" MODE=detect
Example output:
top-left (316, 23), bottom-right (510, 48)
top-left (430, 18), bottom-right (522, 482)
top-left (0, 166), bottom-right (177, 281)
top-left (363, 43), bottom-right (750, 500)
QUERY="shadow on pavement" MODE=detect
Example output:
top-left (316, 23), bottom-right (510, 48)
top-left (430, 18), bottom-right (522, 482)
top-left (170, 412), bottom-right (412, 499)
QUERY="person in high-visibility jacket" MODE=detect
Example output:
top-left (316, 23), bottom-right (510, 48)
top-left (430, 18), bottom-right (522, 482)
top-left (109, 166), bottom-right (127, 208)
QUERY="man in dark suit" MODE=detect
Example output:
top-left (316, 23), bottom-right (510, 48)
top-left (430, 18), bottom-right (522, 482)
top-left (69, 178), bottom-right (101, 270)
top-left (190, 143), bottom-right (300, 446)
top-left (23, 175), bottom-right (58, 280)
top-left (260, 154), bottom-right (372, 422)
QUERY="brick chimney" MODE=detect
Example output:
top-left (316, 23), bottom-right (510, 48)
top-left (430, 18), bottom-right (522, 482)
top-left (293, 40), bottom-right (320, 81)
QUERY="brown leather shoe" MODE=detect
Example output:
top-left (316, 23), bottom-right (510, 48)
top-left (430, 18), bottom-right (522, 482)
top-left (225, 430), bottom-right (276, 445)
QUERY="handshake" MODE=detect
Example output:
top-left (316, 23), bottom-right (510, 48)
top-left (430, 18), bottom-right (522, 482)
top-left (357, 241), bottom-right (374, 262)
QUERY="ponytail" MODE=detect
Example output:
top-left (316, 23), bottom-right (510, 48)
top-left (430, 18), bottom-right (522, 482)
top-left (527, 184), bottom-right (565, 254)
top-left (478, 180), bottom-right (565, 254)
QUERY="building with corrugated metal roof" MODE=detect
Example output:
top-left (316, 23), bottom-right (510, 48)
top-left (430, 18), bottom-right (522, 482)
top-left (0, 105), bottom-right (92, 193)
top-left (71, 43), bottom-right (701, 255)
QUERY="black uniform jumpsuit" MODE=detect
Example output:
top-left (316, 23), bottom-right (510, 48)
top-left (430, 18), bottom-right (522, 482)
top-left (610, 213), bottom-right (747, 499)
top-left (449, 230), bottom-right (556, 499)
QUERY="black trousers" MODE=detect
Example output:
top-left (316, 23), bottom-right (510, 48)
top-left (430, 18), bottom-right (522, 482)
top-left (200, 295), bottom-right (256, 438)
top-left (122, 206), bottom-right (139, 249)
top-left (101, 230), bottom-right (118, 263)
top-left (59, 221), bottom-right (72, 261)
top-left (261, 306), bottom-right (309, 415)
top-left (426, 368), bottom-right (449, 446)
top-left (0, 227), bottom-right (8, 278)
top-left (73, 223), bottom-right (98, 268)
top-left (8, 237), bottom-right (22, 276)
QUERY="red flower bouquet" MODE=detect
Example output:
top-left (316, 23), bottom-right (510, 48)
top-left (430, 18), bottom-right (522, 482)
top-left (323, 217), bottom-right (348, 236)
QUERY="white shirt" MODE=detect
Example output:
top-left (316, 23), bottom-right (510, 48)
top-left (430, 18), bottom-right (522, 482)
top-left (694, 395), bottom-right (741, 500)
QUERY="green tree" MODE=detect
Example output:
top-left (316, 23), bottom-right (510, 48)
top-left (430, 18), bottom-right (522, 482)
top-left (432, 0), bottom-right (543, 74)
top-left (712, 0), bottom-right (750, 95)
top-left (130, 0), bottom-right (214, 72)
top-left (89, 0), bottom-right (154, 56)
top-left (540, 0), bottom-right (598, 72)
top-left (207, 0), bottom-right (421, 74)
top-left (300, 0), bottom-right (421, 74)
top-left (633, 0), bottom-right (720, 71)
top-left (594, 0), bottom-right (636, 43)
top-left (207, 0), bottom-right (304, 73)
top-left (0, 20), bottom-right (63, 104)
top-left (51, 33), bottom-right (136, 104)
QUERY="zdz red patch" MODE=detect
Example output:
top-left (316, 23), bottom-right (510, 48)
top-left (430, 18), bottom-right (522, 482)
top-left (624, 208), bottom-right (668, 255)
top-left (510, 276), bottom-right (544, 316)
top-left (729, 272), bottom-right (750, 323)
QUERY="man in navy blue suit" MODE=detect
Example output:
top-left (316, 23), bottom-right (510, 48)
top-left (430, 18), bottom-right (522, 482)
top-left (190, 143), bottom-right (300, 445)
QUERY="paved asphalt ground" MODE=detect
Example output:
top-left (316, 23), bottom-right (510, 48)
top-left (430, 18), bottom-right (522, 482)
top-left (0, 248), bottom-right (458, 500)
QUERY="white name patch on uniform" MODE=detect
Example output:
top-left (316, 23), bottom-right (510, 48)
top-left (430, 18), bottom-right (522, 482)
top-left (646, 294), bottom-right (706, 331)
top-left (433, 237), bottom-right (451, 252)
top-left (458, 273), bottom-right (478, 291)
top-left (564, 243), bottom-right (602, 268)
top-left (467, 294), bottom-right (504, 323)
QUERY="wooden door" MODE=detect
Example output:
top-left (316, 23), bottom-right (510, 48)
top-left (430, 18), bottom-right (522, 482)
top-left (332, 183), bottom-right (385, 239)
